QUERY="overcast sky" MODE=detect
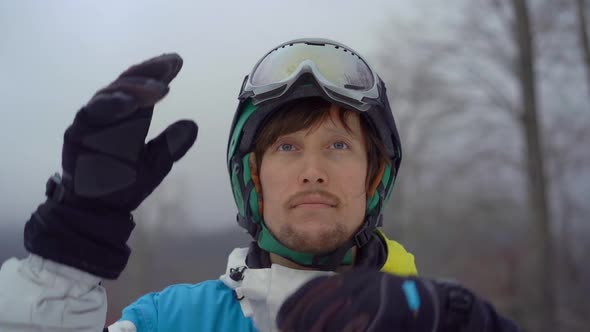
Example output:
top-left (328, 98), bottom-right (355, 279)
top-left (0, 0), bottom-right (427, 230)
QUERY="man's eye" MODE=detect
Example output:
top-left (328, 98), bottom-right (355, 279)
top-left (331, 141), bottom-right (349, 150)
top-left (277, 143), bottom-right (295, 151)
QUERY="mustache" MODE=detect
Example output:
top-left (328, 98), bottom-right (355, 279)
top-left (286, 190), bottom-right (341, 208)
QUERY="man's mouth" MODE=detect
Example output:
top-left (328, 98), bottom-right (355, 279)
top-left (289, 192), bottom-right (338, 209)
top-left (295, 203), bottom-right (334, 209)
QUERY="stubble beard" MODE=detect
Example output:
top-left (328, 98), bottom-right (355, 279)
top-left (277, 221), bottom-right (350, 254)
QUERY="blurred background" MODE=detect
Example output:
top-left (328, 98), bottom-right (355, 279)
top-left (1, 1), bottom-right (588, 331)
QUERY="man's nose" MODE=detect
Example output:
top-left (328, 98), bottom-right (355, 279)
top-left (298, 153), bottom-right (328, 185)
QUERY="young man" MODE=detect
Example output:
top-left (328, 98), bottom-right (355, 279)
top-left (0, 39), bottom-right (519, 331)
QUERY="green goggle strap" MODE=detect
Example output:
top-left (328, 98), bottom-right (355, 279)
top-left (366, 163), bottom-right (392, 214)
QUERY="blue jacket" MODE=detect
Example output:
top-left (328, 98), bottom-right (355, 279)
top-left (114, 231), bottom-right (419, 332)
top-left (121, 280), bottom-right (256, 332)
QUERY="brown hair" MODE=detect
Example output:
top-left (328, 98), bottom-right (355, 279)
top-left (253, 97), bottom-right (389, 194)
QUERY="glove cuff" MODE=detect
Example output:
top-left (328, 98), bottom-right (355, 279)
top-left (24, 175), bottom-right (135, 279)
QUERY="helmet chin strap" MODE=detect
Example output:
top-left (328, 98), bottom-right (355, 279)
top-left (256, 215), bottom-right (378, 271)
top-left (311, 221), bottom-right (375, 271)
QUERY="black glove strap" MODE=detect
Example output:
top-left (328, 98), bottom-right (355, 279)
top-left (45, 173), bottom-right (67, 203)
top-left (24, 174), bottom-right (135, 279)
top-left (436, 281), bottom-right (475, 331)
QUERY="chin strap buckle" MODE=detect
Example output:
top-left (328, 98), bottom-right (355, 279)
top-left (236, 213), bottom-right (261, 239)
top-left (354, 224), bottom-right (373, 248)
top-left (45, 173), bottom-right (66, 203)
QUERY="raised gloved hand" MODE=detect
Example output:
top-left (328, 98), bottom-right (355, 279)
top-left (24, 54), bottom-right (198, 279)
top-left (277, 270), bottom-right (520, 332)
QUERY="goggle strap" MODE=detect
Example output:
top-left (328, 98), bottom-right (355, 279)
top-left (248, 153), bottom-right (264, 219)
top-left (368, 161), bottom-right (386, 198)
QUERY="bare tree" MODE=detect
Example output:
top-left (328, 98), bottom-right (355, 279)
top-left (577, 0), bottom-right (590, 93)
top-left (509, 1), bottom-right (555, 330)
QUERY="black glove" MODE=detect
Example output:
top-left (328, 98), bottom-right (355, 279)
top-left (277, 270), bottom-right (520, 332)
top-left (24, 54), bottom-right (198, 279)
top-left (277, 270), bottom-right (436, 332)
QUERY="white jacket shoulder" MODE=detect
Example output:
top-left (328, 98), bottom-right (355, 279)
top-left (0, 254), bottom-right (107, 332)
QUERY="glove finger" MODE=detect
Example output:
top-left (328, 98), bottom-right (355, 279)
top-left (339, 312), bottom-right (371, 332)
top-left (309, 298), bottom-right (351, 332)
top-left (280, 299), bottom-right (350, 332)
top-left (162, 119), bottom-right (198, 162)
top-left (82, 91), bottom-right (138, 126)
top-left (144, 120), bottom-right (198, 176)
top-left (127, 120), bottom-right (198, 210)
top-left (82, 76), bottom-right (167, 127)
top-left (82, 54), bottom-right (180, 126)
top-left (119, 53), bottom-right (183, 84)
top-left (278, 276), bottom-right (340, 330)
top-left (95, 76), bottom-right (170, 108)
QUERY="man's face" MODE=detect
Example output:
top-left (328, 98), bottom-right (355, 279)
top-left (259, 109), bottom-right (368, 254)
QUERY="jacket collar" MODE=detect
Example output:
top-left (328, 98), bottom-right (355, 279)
top-left (218, 230), bottom-right (417, 332)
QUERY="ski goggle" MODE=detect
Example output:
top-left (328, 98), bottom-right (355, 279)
top-left (238, 38), bottom-right (383, 112)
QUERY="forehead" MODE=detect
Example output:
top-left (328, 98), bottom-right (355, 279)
top-left (302, 107), bottom-right (362, 137)
top-left (254, 98), bottom-right (366, 154)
